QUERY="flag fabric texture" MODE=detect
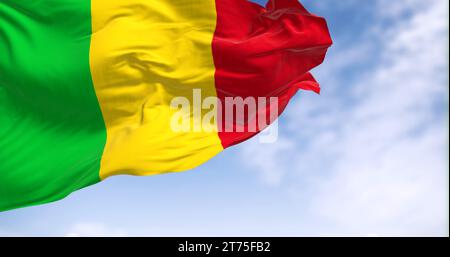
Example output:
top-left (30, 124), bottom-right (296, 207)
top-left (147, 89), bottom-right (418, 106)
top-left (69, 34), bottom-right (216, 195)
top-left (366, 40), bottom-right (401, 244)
top-left (0, 0), bottom-right (332, 211)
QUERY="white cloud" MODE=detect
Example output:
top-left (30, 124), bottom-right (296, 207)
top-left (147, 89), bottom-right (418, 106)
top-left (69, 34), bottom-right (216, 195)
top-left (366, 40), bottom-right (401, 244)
top-left (241, 134), bottom-right (294, 186)
top-left (65, 223), bottom-right (127, 237)
top-left (240, 0), bottom-right (449, 236)
top-left (0, 230), bottom-right (22, 237)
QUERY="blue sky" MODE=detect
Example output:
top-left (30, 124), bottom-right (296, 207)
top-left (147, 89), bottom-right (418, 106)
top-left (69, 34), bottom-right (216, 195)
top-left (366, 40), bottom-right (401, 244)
top-left (0, 0), bottom-right (448, 236)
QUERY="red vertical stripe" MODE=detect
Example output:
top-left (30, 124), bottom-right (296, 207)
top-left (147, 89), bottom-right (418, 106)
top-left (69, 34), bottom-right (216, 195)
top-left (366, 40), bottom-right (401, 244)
top-left (212, 0), bottom-right (332, 148)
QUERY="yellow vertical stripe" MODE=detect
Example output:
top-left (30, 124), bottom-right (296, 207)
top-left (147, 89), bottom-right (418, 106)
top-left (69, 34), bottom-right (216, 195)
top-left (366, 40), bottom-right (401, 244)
top-left (90, 0), bottom-right (223, 179)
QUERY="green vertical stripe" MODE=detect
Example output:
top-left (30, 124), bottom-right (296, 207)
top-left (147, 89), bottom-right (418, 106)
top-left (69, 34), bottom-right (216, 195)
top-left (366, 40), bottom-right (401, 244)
top-left (0, 0), bottom-right (106, 211)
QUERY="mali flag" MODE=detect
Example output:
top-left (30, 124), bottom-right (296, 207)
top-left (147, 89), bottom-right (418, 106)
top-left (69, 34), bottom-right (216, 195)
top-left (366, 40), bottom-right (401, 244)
top-left (0, 0), bottom-right (332, 211)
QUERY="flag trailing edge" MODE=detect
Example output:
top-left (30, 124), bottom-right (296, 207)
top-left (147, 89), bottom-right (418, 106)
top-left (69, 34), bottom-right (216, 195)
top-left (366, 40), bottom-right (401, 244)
top-left (0, 0), bottom-right (332, 211)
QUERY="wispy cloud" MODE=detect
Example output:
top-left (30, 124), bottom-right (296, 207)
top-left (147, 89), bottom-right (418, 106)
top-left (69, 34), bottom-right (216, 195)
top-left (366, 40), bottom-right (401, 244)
top-left (241, 0), bottom-right (449, 236)
top-left (0, 0), bottom-right (446, 237)
top-left (65, 223), bottom-right (127, 237)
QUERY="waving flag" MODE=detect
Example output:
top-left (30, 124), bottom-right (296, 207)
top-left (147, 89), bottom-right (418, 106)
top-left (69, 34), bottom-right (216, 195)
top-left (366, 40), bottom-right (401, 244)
top-left (0, 0), bottom-right (332, 211)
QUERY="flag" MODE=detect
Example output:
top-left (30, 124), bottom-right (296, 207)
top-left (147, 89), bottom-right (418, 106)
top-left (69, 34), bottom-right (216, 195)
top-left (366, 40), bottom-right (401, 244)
top-left (0, 0), bottom-right (332, 211)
